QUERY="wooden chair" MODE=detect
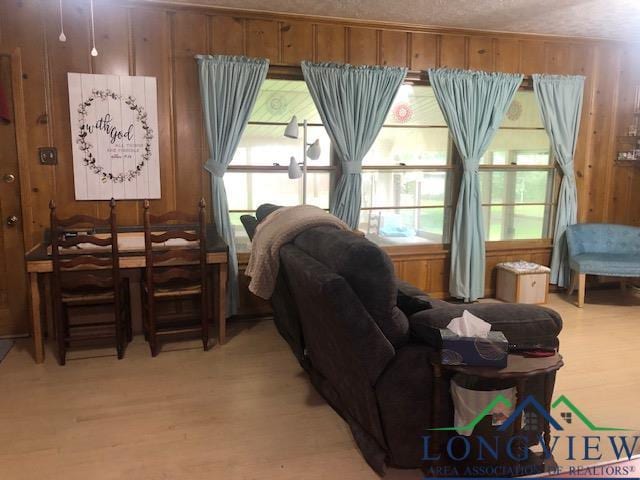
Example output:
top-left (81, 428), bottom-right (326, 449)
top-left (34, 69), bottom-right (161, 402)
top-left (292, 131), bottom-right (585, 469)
top-left (141, 199), bottom-right (209, 356)
top-left (49, 199), bottom-right (131, 365)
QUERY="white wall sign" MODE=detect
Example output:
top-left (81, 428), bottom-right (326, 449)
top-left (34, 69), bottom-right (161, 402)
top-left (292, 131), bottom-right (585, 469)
top-left (68, 73), bottom-right (161, 200)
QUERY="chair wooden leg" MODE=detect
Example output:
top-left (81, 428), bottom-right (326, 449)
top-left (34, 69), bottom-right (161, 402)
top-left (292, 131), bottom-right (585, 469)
top-left (147, 293), bottom-right (159, 357)
top-left (201, 290), bottom-right (209, 352)
top-left (577, 273), bottom-right (586, 308)
top-left (56, 304), bottom-right (67, 366)
top-left (620, 279), bottom-right (628, 291)
top-left (115, 306), bottom-right (125, 360)
top-left (125, 283), bottom-right (133, 343)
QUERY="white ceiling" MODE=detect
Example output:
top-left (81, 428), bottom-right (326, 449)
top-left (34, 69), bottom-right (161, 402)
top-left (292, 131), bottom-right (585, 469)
top-left (161, 0), bottom-right (640, 41)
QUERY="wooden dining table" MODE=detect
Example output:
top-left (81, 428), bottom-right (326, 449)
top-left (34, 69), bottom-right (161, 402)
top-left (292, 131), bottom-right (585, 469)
top-left (24, 225), bottom-right (229, 363)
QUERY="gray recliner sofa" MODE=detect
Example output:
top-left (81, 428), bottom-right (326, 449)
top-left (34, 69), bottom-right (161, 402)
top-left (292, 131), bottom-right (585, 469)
top-left (241, 204), bottom-right (563, 474)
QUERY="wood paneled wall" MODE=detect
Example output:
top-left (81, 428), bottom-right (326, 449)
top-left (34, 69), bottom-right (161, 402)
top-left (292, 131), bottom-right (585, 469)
top-left (1, 0), bottom-right (638, 304)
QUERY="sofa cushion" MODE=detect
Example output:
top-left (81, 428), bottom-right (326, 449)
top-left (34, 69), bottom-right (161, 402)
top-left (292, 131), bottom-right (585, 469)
top-left (570, 253), bottom-right (640, 276)
top-left (293, 226), bottom-right (410, 347)
top-left (409, 303), bottom-right (562, 350)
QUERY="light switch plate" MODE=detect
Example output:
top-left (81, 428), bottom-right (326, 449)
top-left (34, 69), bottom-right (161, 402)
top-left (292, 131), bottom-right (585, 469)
top-left (38, 147), bottom-right (57, 165)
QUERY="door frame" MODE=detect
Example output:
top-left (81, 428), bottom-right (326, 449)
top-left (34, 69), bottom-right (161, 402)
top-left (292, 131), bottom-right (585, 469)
top-left (0, 46), bottom-right (32, 251)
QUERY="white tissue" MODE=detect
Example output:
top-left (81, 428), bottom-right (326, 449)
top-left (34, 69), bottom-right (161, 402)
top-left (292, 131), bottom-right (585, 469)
top-left (446, 310), bottom-right (491, 338)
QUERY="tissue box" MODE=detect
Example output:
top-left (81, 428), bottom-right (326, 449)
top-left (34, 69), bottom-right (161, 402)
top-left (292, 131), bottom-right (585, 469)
top-left (423, 328), bottom-right (509, 368)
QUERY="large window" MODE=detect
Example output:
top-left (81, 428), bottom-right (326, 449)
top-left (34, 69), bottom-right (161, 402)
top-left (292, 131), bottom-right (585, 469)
top-left (227, 78), bottom-right (557, 251)
top-left (479, 91), bottom-right (557, 241)
top-left (225, 80), bottom-right (333, 251)
top-left (358, 85), bottom-right (455, 245)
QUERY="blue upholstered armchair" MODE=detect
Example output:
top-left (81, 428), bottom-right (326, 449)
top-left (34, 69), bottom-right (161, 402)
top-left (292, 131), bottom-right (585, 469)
top-left (566, 223), bottom-right (640, 307)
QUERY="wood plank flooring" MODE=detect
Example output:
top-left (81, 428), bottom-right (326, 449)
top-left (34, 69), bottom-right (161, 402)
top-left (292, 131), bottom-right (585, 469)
top-left (1, 289), bottom-right (639, 479)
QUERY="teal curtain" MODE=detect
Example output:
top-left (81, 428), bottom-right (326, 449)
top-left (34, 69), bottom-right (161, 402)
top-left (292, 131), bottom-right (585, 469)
top-left (301, 61), bottom-right (407, 228)
top-left (196, 55), bottom-right (269, 316)
top-left (429, 68), bottom-right (523, 302)
top-left (533, 74), bottom-right (585, 288)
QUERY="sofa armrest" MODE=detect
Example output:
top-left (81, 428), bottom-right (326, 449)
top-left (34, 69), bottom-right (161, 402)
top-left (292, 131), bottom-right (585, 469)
top-left (409, 303), bottom-right (562, 350)
top-left (396, 280), bottom-right (451, 311)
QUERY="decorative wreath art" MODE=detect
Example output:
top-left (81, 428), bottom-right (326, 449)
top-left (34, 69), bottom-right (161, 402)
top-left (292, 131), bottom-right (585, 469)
top-left (392, 102), bottom-right (413, 124)
top-left (76, 88), bottom-right (153, 183)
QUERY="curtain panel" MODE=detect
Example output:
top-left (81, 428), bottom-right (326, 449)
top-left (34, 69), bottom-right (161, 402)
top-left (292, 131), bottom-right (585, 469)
top-left (428, 68), bottom-right (523, 302)
top-left (533, 74), bottom-right (585, 288)
top-left (301, 61), bottom-right (407, 228)
top-left (196, 55), bottom-right (269, 315)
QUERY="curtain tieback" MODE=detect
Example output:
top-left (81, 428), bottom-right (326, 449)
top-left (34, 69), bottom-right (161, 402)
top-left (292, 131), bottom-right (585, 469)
top-left (205, 161), bottom-right (227, 178)
top-left (342, 162), bottom-right (362, 174)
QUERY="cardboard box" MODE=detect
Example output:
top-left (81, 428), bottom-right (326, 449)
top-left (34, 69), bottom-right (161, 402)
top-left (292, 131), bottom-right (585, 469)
top-left (423, 328), bottom-right (509, 368)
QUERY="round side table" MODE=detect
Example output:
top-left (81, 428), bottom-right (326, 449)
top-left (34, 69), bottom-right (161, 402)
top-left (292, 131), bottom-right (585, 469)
top-left (430, 353), bottom-right (564, 456)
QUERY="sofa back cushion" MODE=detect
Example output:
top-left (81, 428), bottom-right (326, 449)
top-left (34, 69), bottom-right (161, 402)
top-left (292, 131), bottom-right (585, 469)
top-left (292, 226), bottom-right (410, 347)
top-left (280, 244), bottom-right (395, 384)
top-left (567, 223), bottom-right (640, 256)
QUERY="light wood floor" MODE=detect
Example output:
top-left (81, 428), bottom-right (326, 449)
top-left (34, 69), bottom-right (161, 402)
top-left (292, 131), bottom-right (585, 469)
top-left (1, 290), bottom-right (639, 480)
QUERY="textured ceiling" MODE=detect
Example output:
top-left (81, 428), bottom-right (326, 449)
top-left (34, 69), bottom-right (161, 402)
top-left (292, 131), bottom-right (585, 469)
top-left (161, 0), bottom-right (640, 41)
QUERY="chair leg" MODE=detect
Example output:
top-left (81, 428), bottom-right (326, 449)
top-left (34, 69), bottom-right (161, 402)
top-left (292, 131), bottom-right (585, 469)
top-left (147, 294), bottom-right (159, 357)
top-left (56, 304), bottom-right (67, 366)
top-left (577, 273), bottom-right (586, 308)
top-left (126, 287), bottom-right (133, 343)
top-left (115, 308), bottom-right (125, 360)
top-left (201, 292), bottom-right (209, 352)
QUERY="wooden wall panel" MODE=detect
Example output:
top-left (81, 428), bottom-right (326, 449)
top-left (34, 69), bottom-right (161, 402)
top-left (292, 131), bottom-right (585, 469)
top-left (46, 0), bottom-right (96, 220)
top-left (315, 24), bottom-right (346, 63)
top-left (246, 19), bottom-right (279, 60)
top-left (494, 38), bottom-right (520, 73)
top-left (0, 0), bottom-right (52, 246)
top-left (280, 20), bottom-right (313, 65)
top-left (585, 44), bottom-right (621, 222)
top-left (211, 15), bottom-right (245, 56)
top-left (440, 34), bottom-right (467, 69)
top-left (380, 30), bottom-right (408, 67)
top-left (468, 36), bottom-right (494, 71)
top-left (172, 12), bottom-right (207, 210)
top-left (410, 32), bottom-right (438, 71)
top-left (519, 40), bottom-right (546, 74)
top-left (544, 42), bottom-right (571, 74)
top-left (131, 7), bottom-right (176, 214)
top-left (348, 27), bottom-right (378, 65)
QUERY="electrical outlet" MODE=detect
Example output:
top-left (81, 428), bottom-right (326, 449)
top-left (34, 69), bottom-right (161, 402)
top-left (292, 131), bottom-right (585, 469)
top-left (38, 147), bottom-right (57, 165)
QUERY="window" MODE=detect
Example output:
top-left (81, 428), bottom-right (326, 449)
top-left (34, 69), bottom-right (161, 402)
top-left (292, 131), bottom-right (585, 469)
top-left (228, 78), bottom-right (557, 251)
top-left (359, 85), bottom-right (455, 245)
top-left (225, 79), bottom-right (333, 251)
top-left (479, 91), bottom-right (557, 241)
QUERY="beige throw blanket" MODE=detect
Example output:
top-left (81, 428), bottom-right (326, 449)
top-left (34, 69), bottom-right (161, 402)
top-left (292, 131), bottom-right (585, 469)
top-left (245, 205), bottom-right (351, 299)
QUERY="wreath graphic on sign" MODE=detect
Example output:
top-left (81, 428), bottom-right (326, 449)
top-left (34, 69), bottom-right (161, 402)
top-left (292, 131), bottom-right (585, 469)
top-left (76, 88), bottom-right (153, 183)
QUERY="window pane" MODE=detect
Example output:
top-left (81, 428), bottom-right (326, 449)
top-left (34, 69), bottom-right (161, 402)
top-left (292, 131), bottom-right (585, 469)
top-left (502, 91), bottom-right (544, 129)
top-left (229, 211), bottom-right (252, 253)
top-left (249, 79), bottom-right (321, 124)
top-left (385, 85), bottom-right (447, 126)
top-left (480, 170), bottom-right (553, 205)
top-left (359, 207), bottom-right (449, 245)
top-left (363, 127), bottom-right (449, 166)
top-left (233, 124), bottom-right (331, 167)
top-left (225, 171), bottom-right (331, 211)
top-left (483, 205), bottom-right (548, 241)
top-left (481, 129), bottom-right (551, 165)
top-left (362, 170), bottom-right (450, 208)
